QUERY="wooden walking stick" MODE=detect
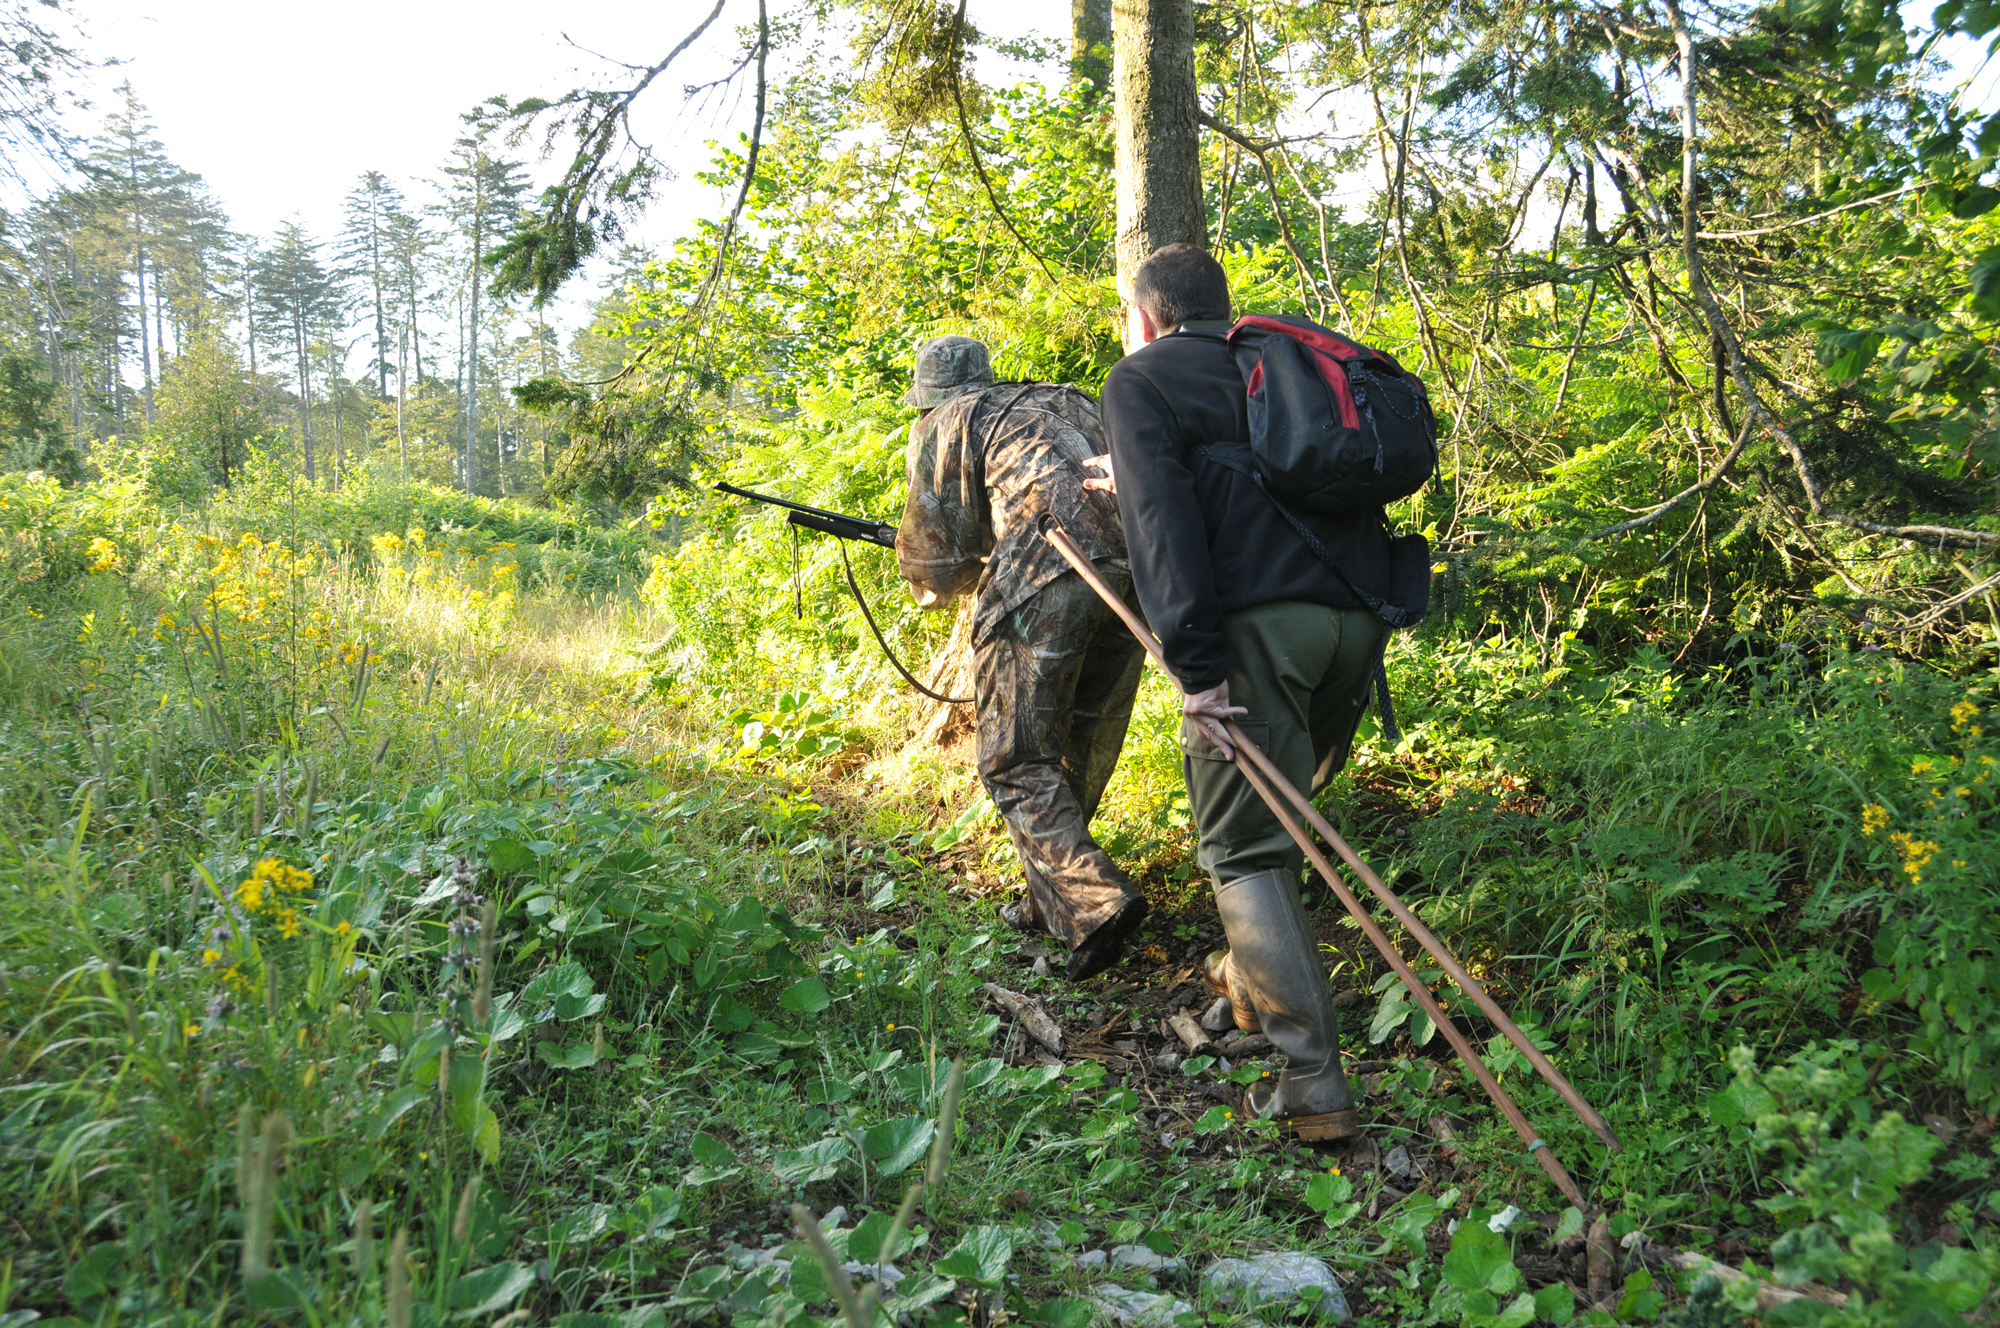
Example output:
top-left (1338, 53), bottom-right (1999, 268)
top-left (1038, 518), bottom-right (1615, 1207)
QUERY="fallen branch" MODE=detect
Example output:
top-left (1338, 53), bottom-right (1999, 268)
top-left (983, 983), bottom-right (1064, 1055)
top-left (1666, 1250), bottom-right (1849, 1311)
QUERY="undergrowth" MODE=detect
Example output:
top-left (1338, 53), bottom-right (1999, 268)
top-left (4, 470), bottom-right (1998, 1327)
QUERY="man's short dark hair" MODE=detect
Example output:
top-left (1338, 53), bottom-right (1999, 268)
top-left (1131, 243), bottom-right (1231, 331)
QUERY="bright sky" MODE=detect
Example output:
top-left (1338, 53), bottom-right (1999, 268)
top-left (64, 0), bottom-right (1073, 341)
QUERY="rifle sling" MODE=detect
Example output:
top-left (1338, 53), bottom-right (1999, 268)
top-left (838, 540), bottom-right (973, 706)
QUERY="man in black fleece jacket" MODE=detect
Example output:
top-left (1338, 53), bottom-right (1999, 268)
top-left (1097, 243), bottom-right (1388, 1141)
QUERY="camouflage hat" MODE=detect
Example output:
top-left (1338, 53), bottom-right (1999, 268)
top-left (905, 335), bottom-right (996, 408)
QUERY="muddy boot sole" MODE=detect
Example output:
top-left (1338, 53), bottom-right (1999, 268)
top-left (1066, 894), bottom-right (1148, 982)
top-left (1282, 1109), bottom-right (1363, 1142)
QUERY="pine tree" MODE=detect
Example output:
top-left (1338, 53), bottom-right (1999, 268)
top-left (340, 172), bottom-right (405, 398)
top-left (440, 116), bottom-right (526, 495)
top-left (252, 221), bottom-right (347, 483)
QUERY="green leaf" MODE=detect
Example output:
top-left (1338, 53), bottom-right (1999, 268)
top-left (772, 1136), bottom-right (852, 1185)
top-left (536, 1040), bottom-right (597, 1070)
top-left (1533, 1281), bottom-right (1576, 1325)
top-left (1369, 989), bottom-right (1414, 1044)
top-left (552, 990), bottom-right (606, 1021)
top-left (1442, 1220), bottom-right (1522, 1296)
top-left (1552, 1206), bottom-right (1586, 1244)
top-left (691, 1133), bottom-right (736, 1167)
top-left (548, 1204), bottom-right (616, 1246)
top-left (1179, 1055), bottom-right (1216, 1077)
top-left (244, 1270), bottom-right (310, 1311)
top-left (448, 1263), bottom-right (536, 1317)
top-left (932, 1226), bottom-right (1013, 1285)
top-left (1193, 1104), bottom-right (1233, 1134)
top-left (1616, 1269), bottom-right (1665, 1322)
top-left (780, 976), bottom-right (831, 1014)
top-left (1304, 1170), bottom-right (1354, 1213)
top-left (369, 1086), bottom-right (428, 1140)
top-left (1955, 185), bottom-right (2000, 218)
top-left (487, 838), bottom-right (535, 872)
top-left (1971, 247), bottom-right (2000, 319)
top-left (861, 1116), bottom-right (936, 1176)
top-left (1033, 1297), bottom-right (1095, 1328)
top-left (471, 1105), bottom-right (500, 1165)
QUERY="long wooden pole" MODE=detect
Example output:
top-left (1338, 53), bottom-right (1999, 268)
top-left (1038, 520), bottom-right (1610, 1205)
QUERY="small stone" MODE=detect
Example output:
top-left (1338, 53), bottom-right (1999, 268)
top-left (820, 1206), bottom-right (847, 1230)
top-left (1199, 997), bottom-right (1236, 1033)
top-left (1090, 1284), bottom-right (1195, 1326)
top-left (1204, 1253), bottom-right (1350, 1320)
top-left (1032, 956), bottom-right (1050, 978)
top-left (1074, 1248), bottom-right (1108, 1270)
top-left (1111, 1245), bottom-right (1187, 1277)
top-left (1159, 1131), bottom-right (1177, 1148)
top-left (1153, 1047), bottom-right (1183, 1072)
top-left (1381, 1144), bottom-right (1412, 1179)
top-left (1487, 1205), bottom-right (1522, 1234)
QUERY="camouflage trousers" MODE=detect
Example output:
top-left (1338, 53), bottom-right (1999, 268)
top-left (975, 567), bottom-right (1148, 953)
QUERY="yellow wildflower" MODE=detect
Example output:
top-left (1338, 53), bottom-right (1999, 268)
top-left (1952, 700), bottom-right (1979, 732)
top-left (334, 921), bottom-right (353, 937)
top-left (184, 1023), bottom-right (201, 1038)
top-left (1860, 804), bottom-right (1890, 836)
top-left (275, 908), bottom-right (301, 940)
top-left (86, 537), bottom-right (120, 573)
top-left (1888, 831), bottom-right (1940, 883)
top-left (1912, 758), bottom-right (1934, 776)
top-left (201, 947), bottom-right (221, 965)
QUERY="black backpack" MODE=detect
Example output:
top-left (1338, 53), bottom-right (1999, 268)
top-left (1193, 315), bottom-right (1438, 742)
top-left (1226, 315), bottom-right (1439, 514)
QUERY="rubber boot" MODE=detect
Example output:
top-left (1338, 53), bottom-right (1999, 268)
top-left (1213, 868), bottom-right (1360, 1141)
top-left (1202, 950), bottom-right (1261, 1033)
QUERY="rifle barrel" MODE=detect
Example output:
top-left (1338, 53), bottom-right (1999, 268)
top-left (713, 482), bottom-right (897, 549)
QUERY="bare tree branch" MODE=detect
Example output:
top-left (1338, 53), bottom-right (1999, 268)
top-left (1662, 0), bottom-right (2000, 550)
top-left (1587, 421), bottom-right (1751, 539)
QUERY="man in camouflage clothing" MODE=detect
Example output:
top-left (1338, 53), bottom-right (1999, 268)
top-left (897, 335), bottom-right (1150, 980)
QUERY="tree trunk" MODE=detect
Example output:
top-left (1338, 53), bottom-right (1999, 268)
top-left (396, 324), bottom-right (408, 478)
top-left (1112, 0), bottom-right (1203, 349)
top-left (1072, 0), bottom-right (1111, 88)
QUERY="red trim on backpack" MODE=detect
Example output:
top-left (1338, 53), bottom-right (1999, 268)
top-left (1231, 315), bottom-right (1366, 430)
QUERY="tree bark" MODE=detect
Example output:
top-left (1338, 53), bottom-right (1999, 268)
top-left (1072, 0), bottom-right (1111, 88)
top-left (1112, 0), bottom-right (1203, 347)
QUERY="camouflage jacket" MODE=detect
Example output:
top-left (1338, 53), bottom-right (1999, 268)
top-left (897, 383), bottom-right (1128, 645)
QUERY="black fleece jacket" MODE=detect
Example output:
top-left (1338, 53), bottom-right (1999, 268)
top-left (1101, 322), bottom-right (1393, 691)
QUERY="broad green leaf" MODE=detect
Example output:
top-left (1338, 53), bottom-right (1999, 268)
top-left (369, 1086), bottom-right (427, 1140)
top-left (861, 1116), bottom-right (935, 1175)
top-left (536, 1040), bottom-right (597, 1070)
top-left (1442, 1220), bottom-right (1521, 1296)
top-left (1533, 1281), bottom-right (1577, 1325)
top-left (932, 1226), bottom-right (1012, 1285)
top-left (1033, 1297), bottom-right (1094, 1328)
top-left (1552, 1207), bottom-right (1586, 1244)
top-left (772, 1136), bottom-right (851, 1185)
top-left (448, 1263), bottom-right (535, 1316)
top-left (779, 976), bottom-right (831, 1014)
top-left (487, 839), bottom-right (535, 873)
top-left (691, 1133), bottom-right (736, 1167)
top-left (1304, 1170), bottom-right (1354, 1213)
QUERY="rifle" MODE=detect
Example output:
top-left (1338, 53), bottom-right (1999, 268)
top-left (713, 483), bottom-right (969, 705)
top-left (713, 482), bottom-right (897, 549)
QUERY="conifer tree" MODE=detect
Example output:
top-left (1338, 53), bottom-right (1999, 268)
top-left (341, 172), bottom-right (405, 398)
top-left (252, 221), bottom-right (347, 483)
top-left (440, 116), bottom-right (526, 495)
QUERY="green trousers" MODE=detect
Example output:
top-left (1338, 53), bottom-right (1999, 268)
top-left (1182, 600), bottom-right (1386, 886)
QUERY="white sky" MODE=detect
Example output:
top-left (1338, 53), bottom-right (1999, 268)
top-left (61, 0), bottom-right (1072, 348)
